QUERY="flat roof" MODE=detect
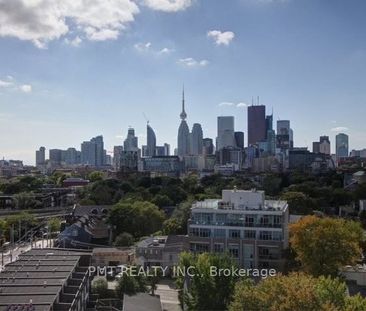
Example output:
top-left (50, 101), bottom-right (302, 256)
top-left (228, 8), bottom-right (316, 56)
top-left (0, 248), bottom-right (90, 310)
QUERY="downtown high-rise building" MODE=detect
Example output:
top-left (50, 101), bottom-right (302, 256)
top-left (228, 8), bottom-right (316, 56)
top-left (191, 123), bottom-right (203, 155)
top-left (234, 131), bottom-right (244, 149)
top-left (124, 128), bottom-right (139, 152)
top-left (91, 135), bottom-right (104, 167)
top-left (336, 133), bottom-right (349, 159)
top-left (81, 135), bottom-right (105, 167)
top-left (247, 105), bottom-right (266, 146)
top-left (203, 138), bottom-right (214, 155)
top-left (217, 116), bottom-right (235, 150)
top-left (146, 123), bottom-right (156, 157)
top-left (313, 136), bottom-right (330, 155)
top-left (177, 88), bottom-right (190, 157)
top-left (35, 146), bottom-right (45, 167)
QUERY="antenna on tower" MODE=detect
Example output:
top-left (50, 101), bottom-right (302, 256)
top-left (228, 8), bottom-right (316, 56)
top-left (257, 96), bottom-right (259, 105)
top-left (142, 112), bottom-right (149, 124)
top-left (251, 97), bottom-right (254, 106)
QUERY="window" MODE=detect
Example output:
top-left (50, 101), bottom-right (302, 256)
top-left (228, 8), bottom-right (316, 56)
top-left (214, 229), bottom-right (226, 238)
top-left (259, 231), bottom-right (272, 240)
top-left (228, 244), bottom-right (239, 258)
top-left (200, 228), bottom-right (211, 238)
top-left (229, 230), bottom-right (241, 239)
top-left (190, 243), bottom-right (209, 253)
top-left (214, 243), bottom-right (224, 253)
top-left (244, 230), bottom-right (256, 239)
top-left (272, 232), bottom-right (282, 241)
top-left (245, 215), bottom-right (255, 227)
top-left (216, 213), bottom-right (227, 225)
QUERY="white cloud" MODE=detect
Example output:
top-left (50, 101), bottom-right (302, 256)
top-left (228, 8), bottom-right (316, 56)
top-left (65, 36), bottom-right (82, 47)
top-left (219, 102), bottom-right (234, 107)
top-left (237, 102), bottom-right (248, 107)
top-left (0, 76), bottom-right (32, 93)
top-left (134, 42), bottom-right (152, 52)
top-left (20, 84), bottom-right (32, 93)
top-left (158, 47), bottom-right (174, 54)
top-left (143, 0), bottom-right (192, 12)
top-left (177, 57), bottom-right (209, 67)
top-left (0, 0), bottom-right (140, 48)
top-left (331, 126), bottom-right (349, 132)
top-left (207, 30), bottom-right (235, 46)
top-left (0, 79), bottom-right (13, 88)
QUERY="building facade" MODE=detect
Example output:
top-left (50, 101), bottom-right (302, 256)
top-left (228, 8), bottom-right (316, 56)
top-left (188, 189), bottom-right (289, 270)
top-left (248, 105), bottom-right (266, 146)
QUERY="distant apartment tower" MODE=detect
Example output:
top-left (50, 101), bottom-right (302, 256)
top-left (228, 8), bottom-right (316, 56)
top-left (124, 128), bottom-right (138, 152)
top-left (234, 131), bottom-right (244, 149)
top-left (313, 136), bottom-right (330, 155)
top-left (336, 133), bottom-right (349, 159)
top-left (203, 138), bottom-right (214, 155)
top-left (191, 123), bottom-right (203, 155)
top-left (188, 189), bottom-right (289, 270)
top-left (49, 149), bottom-right (62, 166)
top-left (155, 143), bottom-right (171, 156)
top-left (276, 120), bottom-right (293, 150)
top-left (91, 135), bottom-right (104, 167)
top-left (146, 123), bottom-right (157, 156)
top-left (65, 147), bottom-right (80, 165)
top-left (247, 105), bottom-right (266, 146)
top-left (177, 89), bottom-right (190, 157)
top-left (113, 145), bottom-right (123, 170)
top-left (35, 146), bottom-right (45, 167)
top-left (81, 141), bottom-right (96, 166)
top-left (217, 116), bottom-right (235, 150)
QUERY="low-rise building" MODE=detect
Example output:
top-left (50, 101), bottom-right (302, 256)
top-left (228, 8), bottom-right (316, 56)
top-left (0, 248), bottom-right (92, 310)
top-left (136, 235), bottom-right (189, 270)
top-left (188, 189), bottom-right (289, 271)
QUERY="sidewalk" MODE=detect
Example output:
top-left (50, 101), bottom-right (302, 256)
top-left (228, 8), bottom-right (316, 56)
top-left (155, 279), bottom-right (182, 311)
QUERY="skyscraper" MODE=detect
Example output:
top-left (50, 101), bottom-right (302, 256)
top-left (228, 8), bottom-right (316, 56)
top-left (191, 123), bottom-right (203, 155)
top-left (217, 116), bottom-right (235, 150)
top-left (234, 131), bottom-right (244, 149)
top-left (276, 120), bottom-right (291, 150)
top-left (91, 135), bottom-right (104, 167)
top-left (177, 88), bottom-right (190, 156)
top-left (336, 133), bottom-right (349, 159)
top-left (124, 128), bottom-right (138, 152)
top-left (49, 149), bottom-right (62, 166)
top-left (35, 146), bottom-right (45, 167)
top-left (203, 138), bottom-right (214, 155)
top-left (113, 145), bottom-right (123, 170)
top-left (81, 141), bottom-right (96, 166)
top-left (146, 123), bottom-right (156, 156)
top-left (247, 105), bottom-right (266, 146)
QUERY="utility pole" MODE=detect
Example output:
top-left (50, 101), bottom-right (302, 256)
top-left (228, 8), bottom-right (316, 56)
top-left (10, 225), bottom-right (14, 263)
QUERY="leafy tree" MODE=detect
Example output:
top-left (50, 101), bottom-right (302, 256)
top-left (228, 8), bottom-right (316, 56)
top-left (151, 194), bottom-right (173, 208)
top-left (115, 273), bottom-right (147, 297)
top-left (47, 218), bottom-right (61, 234)
top-left (92, 278), bottom-right (109, 299)
top-left (108, 200), bottom-right (165, 238)
top-left (162, 218), bottom-right (183, 235)
top-left (176, 252), bottom-right (239, 311)
top-left (262, 175), bottom-right (282, 196)
top-left (13, 192), bottom-right (40, 209)
top-left (88, 171), bottom-right (104, 182)
top-left (281, 191), bottom-right (313, 215)
top-left (290, 216), bottom-right (363, 277)
top-left (229, 272), bottom-right (366, 311)
top-left (114, 232), bottom-right (134, 247)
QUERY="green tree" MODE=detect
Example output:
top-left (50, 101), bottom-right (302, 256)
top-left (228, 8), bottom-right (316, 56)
top-left (108, 200), bottom-right (165, 238)
top-left (162, 218), bottom-right (183, 235)
top-left (88, 171), bottom-right (104, 182)
top-left (116, 273), bottom-right (147, 297)
top-left (151, 194), bottom-right (173, 208)
top-left (290, 216), bottom-right (363, 277)
top-left (176, 252), bottom-right (239, 311)
top-left (47, 218), bottom-right (61, 234)
top-left (114, 232), bottom-right (134, 247)
top-left (13, 192), bottom-right (40, 209)
top-left (229, 272), bottom-right (364, 311)
top-left (281, 191), bottom-right (313, 215)
top-left (92, 278), bottom-right (110, 299)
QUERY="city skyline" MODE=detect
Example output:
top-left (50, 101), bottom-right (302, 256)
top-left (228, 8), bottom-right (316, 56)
top-left (1, 0), bottom-right (366, 164)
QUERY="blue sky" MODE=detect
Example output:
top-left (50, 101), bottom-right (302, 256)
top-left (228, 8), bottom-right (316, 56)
top-left (0, 0), bottom-right (366, 164)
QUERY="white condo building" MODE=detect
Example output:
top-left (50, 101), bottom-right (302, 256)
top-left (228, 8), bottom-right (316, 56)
top-left (188, 189), bottom-right (289, 270)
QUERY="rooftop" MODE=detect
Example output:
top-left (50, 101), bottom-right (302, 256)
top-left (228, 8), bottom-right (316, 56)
top-left (0, 248), bottom-right (91, 311)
